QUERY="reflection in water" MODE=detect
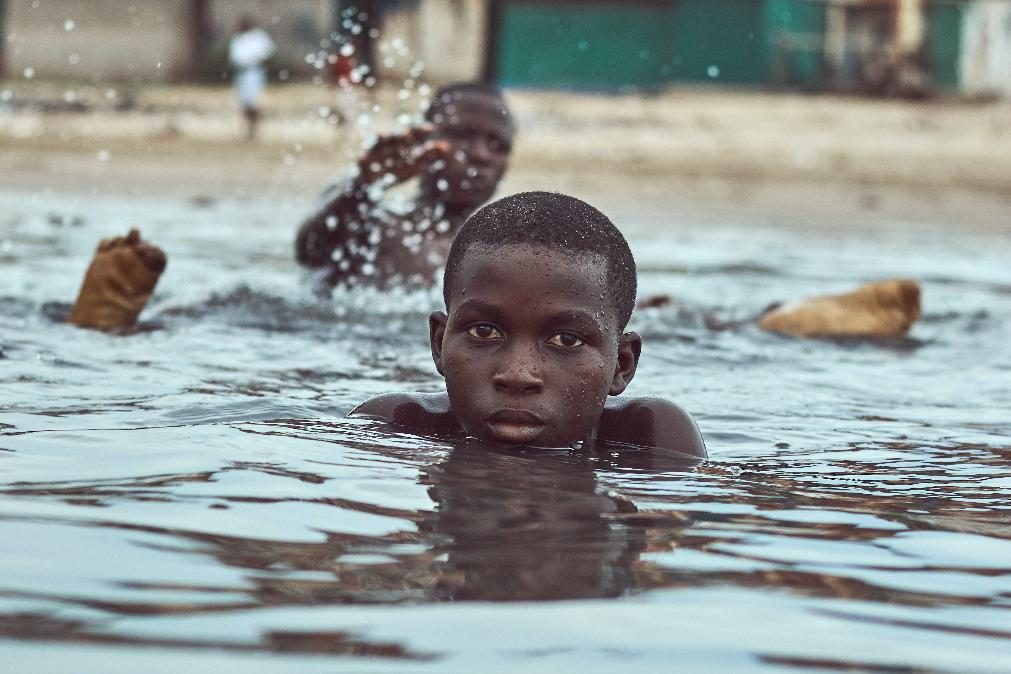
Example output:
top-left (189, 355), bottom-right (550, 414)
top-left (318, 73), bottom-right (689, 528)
top-left (0, 432), bottom-right (701, 658)
top-left (421, 443), bottom-right (693, 601)
top-left (1, 422), bottom-right (1010, 667)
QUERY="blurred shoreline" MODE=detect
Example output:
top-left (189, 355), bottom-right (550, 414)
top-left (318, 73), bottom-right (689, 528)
top-left (2, 81), bottom-right (1009, 230)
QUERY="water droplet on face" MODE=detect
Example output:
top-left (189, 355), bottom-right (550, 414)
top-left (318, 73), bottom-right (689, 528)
top-left (436, 179), bottom-right (449, 191)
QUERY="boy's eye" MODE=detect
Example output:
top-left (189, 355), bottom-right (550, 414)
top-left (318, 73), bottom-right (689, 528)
top-left (548, 332), bottom-right (584, 348)
top-left (467, 323), bottom-right (503, 340)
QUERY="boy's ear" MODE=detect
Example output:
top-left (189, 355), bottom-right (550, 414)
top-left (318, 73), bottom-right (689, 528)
top-left (609, 331), bottom-right (641, 396)
top-left (429, 311), bottom-right (448, 377)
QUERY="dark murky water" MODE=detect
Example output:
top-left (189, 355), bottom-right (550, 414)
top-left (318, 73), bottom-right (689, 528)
top-left (1, 188), bottom-right (1010, 672)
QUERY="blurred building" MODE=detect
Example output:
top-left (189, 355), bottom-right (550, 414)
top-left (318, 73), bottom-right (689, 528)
top-left (0, 0), bottom-right (332, 82)
top-left (1, 0), bottom-right (1008, 98)
top-left (482, 0), bottom-right (1011, 98)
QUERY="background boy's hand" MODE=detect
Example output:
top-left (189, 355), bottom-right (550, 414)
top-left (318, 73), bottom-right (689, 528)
top-left (356, 124), bottom-right (451, 186)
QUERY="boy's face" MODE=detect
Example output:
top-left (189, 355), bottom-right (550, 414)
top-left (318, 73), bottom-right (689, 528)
top-left (422, 92), bottom-right (513, 209)
top-left (430, 243), bottom-right (640, 448)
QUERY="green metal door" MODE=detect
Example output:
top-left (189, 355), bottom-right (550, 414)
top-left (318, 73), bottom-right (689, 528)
top-left (762, 0), bottom-right (826, 89)
top-left (668, 0), bottom-right (764, 84)
top-left (496, 0), bottom-right (674, 89)
top-left (495, 0), bottom-right (827, 90)
top-left (925, 0), bottom-right (963, 89)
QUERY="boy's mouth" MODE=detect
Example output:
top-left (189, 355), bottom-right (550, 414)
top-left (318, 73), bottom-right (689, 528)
top-left (484, 409), bottom-right (546, 444)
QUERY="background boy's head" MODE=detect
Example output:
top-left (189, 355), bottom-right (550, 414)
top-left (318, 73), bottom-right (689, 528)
top-left (421, 82), bottom-right (515, 209)
top-left (431, 191), bottom-right (640, 447)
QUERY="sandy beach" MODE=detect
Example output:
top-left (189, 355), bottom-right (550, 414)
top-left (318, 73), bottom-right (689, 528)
top-left (1, 80), bottom-right (1009, 231)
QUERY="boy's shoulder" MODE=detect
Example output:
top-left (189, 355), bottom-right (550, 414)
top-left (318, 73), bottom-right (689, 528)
top-left (350, 391), bottom-right (460, 434)
top-left (598, 396), bottom-right (707, 458)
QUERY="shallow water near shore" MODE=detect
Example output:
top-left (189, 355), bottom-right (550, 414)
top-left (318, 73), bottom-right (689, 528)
top-left (1, 187), bottom-right (1010, 672)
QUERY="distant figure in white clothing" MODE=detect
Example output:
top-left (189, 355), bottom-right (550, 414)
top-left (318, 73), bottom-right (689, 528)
top-left (228, 16), bottom-right (276, 140)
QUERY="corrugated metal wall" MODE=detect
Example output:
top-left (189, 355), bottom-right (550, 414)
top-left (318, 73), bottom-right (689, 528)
top-left (496, 1), bottom-right (674, 89)
top-left (495, 0), bottom-right (826, 90)
top-left (926, 1), bottom-right (963, 88)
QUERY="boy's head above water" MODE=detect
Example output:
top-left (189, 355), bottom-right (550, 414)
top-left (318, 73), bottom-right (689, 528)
top-left (420, 82), bottom-right (514, 210)
top-left (429, 191), bottom-right (641, 447)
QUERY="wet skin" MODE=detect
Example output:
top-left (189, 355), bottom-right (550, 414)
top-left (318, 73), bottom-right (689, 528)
top-left (353, 244), bottom-right (706, 457)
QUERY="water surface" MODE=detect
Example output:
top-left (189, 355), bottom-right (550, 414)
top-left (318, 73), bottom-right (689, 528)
top-left (1, 188), bottom-right (1010, 672)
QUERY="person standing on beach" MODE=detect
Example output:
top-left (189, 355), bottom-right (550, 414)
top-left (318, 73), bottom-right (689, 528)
top-left (228, 15), bottom-right (275, 141)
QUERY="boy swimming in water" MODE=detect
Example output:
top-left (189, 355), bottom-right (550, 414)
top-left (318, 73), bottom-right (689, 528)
top-left (295, 81), bottom-right (514, 288)
top-left (351, 191), bottom-right (709, 457)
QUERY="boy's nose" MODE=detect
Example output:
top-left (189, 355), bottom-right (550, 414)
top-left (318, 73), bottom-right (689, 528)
top-left (466, 137), bottom-right (494, 165)
top-left (492, 356), bottom-right (543, 395)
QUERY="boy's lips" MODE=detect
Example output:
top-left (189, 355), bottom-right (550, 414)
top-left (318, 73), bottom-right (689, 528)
top-left (484, 409), bottom-right (546, 444)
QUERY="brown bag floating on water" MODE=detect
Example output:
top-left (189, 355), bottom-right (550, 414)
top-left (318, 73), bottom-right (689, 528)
top-left (69, 229), bottom-right (167, 331)
top-left (758, 278), bottom-right (921, 338)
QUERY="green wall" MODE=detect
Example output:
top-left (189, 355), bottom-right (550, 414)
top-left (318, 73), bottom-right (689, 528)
top-left (496, 0), bottom-right (829, 90)
top-left (668, 0), bottom-right (764, 84)
top-left (0, 0), bottom-right (6, 76)
top-left (926, 1), bottom-right (964, 89)
top-left (497, 1), bottom-right (675, 89)
top-left (762, 0), bottom-right (826, 88)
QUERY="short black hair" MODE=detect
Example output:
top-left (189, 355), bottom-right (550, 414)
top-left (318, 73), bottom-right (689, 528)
top-left (424, 81), bottom-right (513, 129)
top-left (443, 191), bottom-right (637, 329)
